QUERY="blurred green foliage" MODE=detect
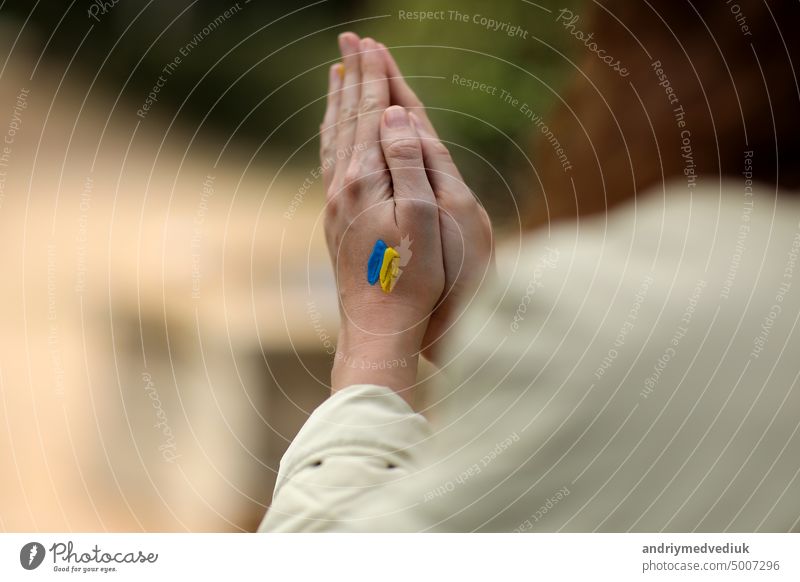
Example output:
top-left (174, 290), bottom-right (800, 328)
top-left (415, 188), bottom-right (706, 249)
top-left (2, 0), bottom-right (584, 222)
top-left (366, 0), bottom-right (584, 222)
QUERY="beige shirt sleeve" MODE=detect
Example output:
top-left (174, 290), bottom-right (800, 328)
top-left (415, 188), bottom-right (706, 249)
top-left (258, 383), bottom-right (431, 532)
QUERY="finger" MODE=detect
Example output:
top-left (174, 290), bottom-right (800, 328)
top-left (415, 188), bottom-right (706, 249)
top-left (353, 38), bottom-right (390, 156)
top-left (342, 38), bottom-right (392, 200)
top-left (379, 43), bottom-right (438, 137)
top-left (409, 111), bottom-right (469, 198)
top-left (321, 63), bottom-right (344, 194)
top-left (380, 106), bottom-right (436, 207)
top-left (333, 32), bottom-right (362, 183)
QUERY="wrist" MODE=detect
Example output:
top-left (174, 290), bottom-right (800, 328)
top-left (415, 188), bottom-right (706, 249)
top-left (331, 324), bottom-right (425, 405)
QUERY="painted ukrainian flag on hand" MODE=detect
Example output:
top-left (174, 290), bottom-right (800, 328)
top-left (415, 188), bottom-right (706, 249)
top-left (366, 236), bottom-right (413, 293)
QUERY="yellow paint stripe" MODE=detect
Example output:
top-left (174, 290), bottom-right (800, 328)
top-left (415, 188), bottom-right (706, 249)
top-left (379, 247), bottom-right (400, 293)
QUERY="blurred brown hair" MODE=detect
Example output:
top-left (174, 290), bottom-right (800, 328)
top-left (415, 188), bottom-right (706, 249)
top-left (527, 0), bottom-right (800, 228)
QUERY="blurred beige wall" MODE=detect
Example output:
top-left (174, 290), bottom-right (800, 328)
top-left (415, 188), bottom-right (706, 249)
top-left (0, 46), bottom-right (340, 531)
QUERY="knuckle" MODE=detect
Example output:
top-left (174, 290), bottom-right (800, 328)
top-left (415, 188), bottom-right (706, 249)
top-left (358, 94), bottom-right (383, 115)
top-left (342, 164), bottom-right (362, 189)
top-left (321, 162), bottom-right (336, 181)
top-left (358, 148), bottom-right (381, 170)
top-left (384, 137), bottom-right (421, 162)
top-left (397, 197), bottom-right (437, 219)
top-left (319, 141), bottom-right (333, 162)
top-left (325, 196), bottom-right (341, 221)
top-left (339, 104), bottom-right (358, 121)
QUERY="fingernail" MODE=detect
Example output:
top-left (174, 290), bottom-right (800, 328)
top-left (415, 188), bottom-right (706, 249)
top-left (384, 106), bottom-right (408, 127)
top-left (360, 37), bottom-right (375, 50)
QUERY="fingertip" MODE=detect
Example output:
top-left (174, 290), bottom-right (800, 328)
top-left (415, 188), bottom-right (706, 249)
top-left (359, 37), bottom-right (380, 66)
top-left (383, 105), bottom-right (409, 128)
top-left (338, 32), bottom-right (360, 54)
top-left (330, 63), bottom-right (344, 84)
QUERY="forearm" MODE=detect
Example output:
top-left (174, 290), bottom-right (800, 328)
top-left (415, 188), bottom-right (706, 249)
top-left (332, 324), bottom-right (425, 404)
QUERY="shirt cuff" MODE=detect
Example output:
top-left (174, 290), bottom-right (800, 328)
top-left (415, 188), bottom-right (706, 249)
top-left (271, 384), bottom-right (432, 501)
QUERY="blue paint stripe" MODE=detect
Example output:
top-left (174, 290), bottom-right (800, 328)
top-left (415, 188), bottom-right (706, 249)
top-left (366, 239), bottom-right (388, 285)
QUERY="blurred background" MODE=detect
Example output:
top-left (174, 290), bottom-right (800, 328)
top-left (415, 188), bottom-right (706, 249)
top-left (2, 0), bottom-right (796, 532)
top-left (0, 0), bottom-right (581, 531)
